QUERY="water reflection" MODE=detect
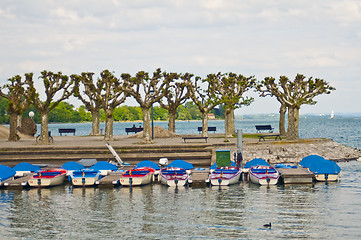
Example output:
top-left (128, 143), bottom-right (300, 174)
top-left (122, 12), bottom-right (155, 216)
top-left (0, 162), bottom-right (360, 239)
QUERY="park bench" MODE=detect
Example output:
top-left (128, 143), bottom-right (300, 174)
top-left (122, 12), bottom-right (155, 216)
top-left (197, 127), bottom-right (217, 133)
top-left (182, 136), bottom-right (208, 143)
top-left (258, 134), bottom-right (282, 141)
top-left (255, 125), bottom-right (274, 133)
top-left (58, 128), bottom-right (76, 136)
top-left (125, 127), bottom-right (143, 135)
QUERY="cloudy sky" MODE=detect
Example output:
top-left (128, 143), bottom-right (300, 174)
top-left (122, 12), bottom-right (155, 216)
top-left (1, 0), bottom-right (360, 115)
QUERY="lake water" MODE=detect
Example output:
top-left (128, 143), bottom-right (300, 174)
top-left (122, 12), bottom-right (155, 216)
top-left (1, 116), bottom-right (361, 239)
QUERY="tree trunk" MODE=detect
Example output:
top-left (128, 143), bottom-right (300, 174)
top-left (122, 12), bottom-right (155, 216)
top-left (286, 107), bottom-right (300, 140)
top-left (168, 110), bottom-right (176, 133)
top-left (90, 110), bottom-right (100, 136)
top-left (16, 114), bottom-right (22, 131)
top-left (201, 112), bottom-right (209, 137)
top-left (8, 112), bottom-right (19, 141)
top-left (104, 109), bottom-right (114, 141)
top-left (224, 107), bottom-right (234, 140)
top-left (142, 107), bottom-right (152, 144)
top-left (279, 103), bottom-right (287, 136)
top-left (39, 112), bottom-right (49, 144)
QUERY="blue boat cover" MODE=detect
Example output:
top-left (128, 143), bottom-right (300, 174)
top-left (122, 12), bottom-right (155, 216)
top-left (210, 161), bottom-right (237, 169)
top-left (167, 159), bottom-right (194, 170)
top-left (62, 162), bottom-right (85, 171)
top-left (274, 164), bottom-right (297, 169)
top-left (0, 165), bottom-right (16, 181)
top-left (135, 160), bottom-right (160, 170)
top-left (244, 158), bottom-right (270, 168)
top-left (13, 162), bottom-right (41, 172)
top-left (299, 155), bottom-right (341, 174)
top-left (90, 161), bottom-right (118, 171)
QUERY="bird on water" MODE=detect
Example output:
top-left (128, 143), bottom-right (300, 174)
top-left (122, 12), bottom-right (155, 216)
top-left (263, 222), bottom-right (271, 228)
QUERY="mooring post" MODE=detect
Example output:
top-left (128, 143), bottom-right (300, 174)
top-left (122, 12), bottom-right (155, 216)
top-left (237, 129), bottom-right (243, 168)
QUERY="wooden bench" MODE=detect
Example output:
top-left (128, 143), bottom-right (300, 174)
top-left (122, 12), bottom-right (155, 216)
top-left (197, 127), bottom-right (217, 133)
top-left (125, 127), bottom-right (143, 135)
top-left (258, 134), bottom-right (282, 141)
top-left (58, 128), bottom-right (76, 136)
top-left (182, 136), bottom-right (208, 143)
top-left (255, 125), bottom-right (274, 133)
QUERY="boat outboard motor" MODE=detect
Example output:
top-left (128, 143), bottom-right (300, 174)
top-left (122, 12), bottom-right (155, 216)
top-left (159, 158), bottom-right (168, 168)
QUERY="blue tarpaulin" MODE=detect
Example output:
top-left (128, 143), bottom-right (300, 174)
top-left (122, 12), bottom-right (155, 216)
top-left (90, 161), bottom-right (118, 171)
top-left (167, 159), bottom-right (194, 170)
top-left (62, 162), bottom-right (85, 171)
top-left (13, 162), bottom-right (41, 172)
top-left (0, 165), bottom-right (16, 181)
top-left (300, 155), bottom-right (341, 175)
top-left (244, 158), bottom-right (270, 168)
top-left (135, 160), bottom-right (160, 170)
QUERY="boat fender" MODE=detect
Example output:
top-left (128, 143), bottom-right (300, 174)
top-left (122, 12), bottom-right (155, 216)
top-left (174, 178), bottom-right (178, 185)
top-left (129, 177), bottom-right (133, 186)
top-left (325, 174), bottom-right (329, 181)
top-left (218, 178), bottom-right (222, 184)
top-left (266, 177), bottom-right (270, 183)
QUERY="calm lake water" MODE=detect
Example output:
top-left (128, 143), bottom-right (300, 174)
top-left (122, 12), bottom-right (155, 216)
top-left (1, 116), bottom-right (360, 239)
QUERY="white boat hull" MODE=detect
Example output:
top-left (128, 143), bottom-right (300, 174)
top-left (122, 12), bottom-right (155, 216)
top-left (315, 173), bottom-right (339, 182)
top-left (160, 175), bottom-right (189, 187)
top-left (249, 166), bottom-right (279, 186)
top-left (72, 176), bottom-right (100, 186)
top-left (28, 174), bottom-right (66, 187)
top-left (249, 173), bottom-right (278, 185)
top-left (119, 174), bottom-right (153, 186)
top-left (210, 172), bottom-right (241, 186)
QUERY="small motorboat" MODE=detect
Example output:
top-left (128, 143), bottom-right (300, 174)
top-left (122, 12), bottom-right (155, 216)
top-left (62, 161), bottom-right (85, 176)
top-left (28, 169), bottom-right (67, 187)
top-left (12, 162), bottom-right (41, 177)
top-left (300, 155), bottom-right (341, 182)
top-left (208, 165), bottom-right (241, 186)
top-left (242, 158), bottom-right (271, 181)
top-left (249, 165), bottom-right (279, 185)
top-left (160, 167), bottom-right (190, 187)
top-left (0, 165), bottom-right (16, 185)
top-left (90, 161), bottom-right (118, 176)
top-left (134, 160), bottom-right (161, 181)
top-left (119, 167), bottom-right (155, 186)
top-left (69, 169), bottom-right (101, 187)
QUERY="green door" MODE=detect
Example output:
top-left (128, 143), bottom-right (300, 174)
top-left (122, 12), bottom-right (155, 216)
top-left (216, 150), bottom-right (231, 167)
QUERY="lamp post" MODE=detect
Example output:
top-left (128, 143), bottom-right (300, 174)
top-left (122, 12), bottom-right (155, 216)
top-left (150, 90), bottom-right (154, 140)
top-left (29, 111), bottom-right (34, 119)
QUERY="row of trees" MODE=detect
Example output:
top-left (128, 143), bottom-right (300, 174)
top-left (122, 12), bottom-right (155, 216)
top-left (0, 101), bottom-right (223, 124)
top-left (0, 69), bottom-right (335, 144)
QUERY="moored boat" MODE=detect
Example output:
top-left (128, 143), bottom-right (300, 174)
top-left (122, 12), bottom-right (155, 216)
top-left (242, 158), bottom-right (271, 181)
top-left (208, 165), bottom-right (241, 186)
top-left (28, 169), bottom-right (67, 187)
top-left (62, 161), bottom-right (85, 176)
top-left (13, 163), bottom-right (40, 177)
top-left (0, 165), bottom-right (16, 185)
top-left (69, 169), bottom-right (101, 187)
top-left (119, 167), bottom-right (154, 186)
top-left (249, 165), bottom-right (279, 185)
top-left (300, 155), bottom-right (341, 182)
top-left (160, 167), bottom-right (190, 187)
top-left (90, 161), bottom-right (118, 176)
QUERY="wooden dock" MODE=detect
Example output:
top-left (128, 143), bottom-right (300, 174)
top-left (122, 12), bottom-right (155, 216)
top-left (96, 172), bottom-right (123, 187)
top-left (190, 169), bottom-right (209, 187)
top-left (3, 174), bottom-right (33, 188)
top-left (277, 167), bottom-right (314, 184)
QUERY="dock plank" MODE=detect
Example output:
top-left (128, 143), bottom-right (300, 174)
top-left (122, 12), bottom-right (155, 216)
top-left (278, 168), bottom-right (314, 184)
top-left (3, 174), bottom-right (33, 188)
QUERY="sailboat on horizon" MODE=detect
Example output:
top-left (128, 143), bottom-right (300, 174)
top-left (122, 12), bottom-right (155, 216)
top-left (330, 110), bottom-right (334, 119)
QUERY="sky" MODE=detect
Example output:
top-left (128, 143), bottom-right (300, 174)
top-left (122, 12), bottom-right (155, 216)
top-left (1, 0), bottom-right (360, 115)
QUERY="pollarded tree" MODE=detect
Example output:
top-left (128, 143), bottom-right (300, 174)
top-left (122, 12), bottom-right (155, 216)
top-left (0, 75), bottom-right (29, 141)
top-left (25, 71), bottom-right (73, 144)
top-left (217, 72), bottom-right (256, 139)
top-left (186, 74), bottom-right (222, 137)
top-left (258, 76), bottom-right (289, 136)
top-left (260, 74), bottom-right (335, 140)
top-left (159, 72), bottom-right (191, 133)
top-left (121, 68), bottom-right (170, 144)
top-left (100, 70), bottom-right (127, 141)
top-left (72, 72), bottom-right (104, 136)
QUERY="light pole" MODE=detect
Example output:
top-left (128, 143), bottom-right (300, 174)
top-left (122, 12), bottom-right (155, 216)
top-left (29, 111), bottom-right (34, 119)
top-left (150, 90), bottom-right (154, 140)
